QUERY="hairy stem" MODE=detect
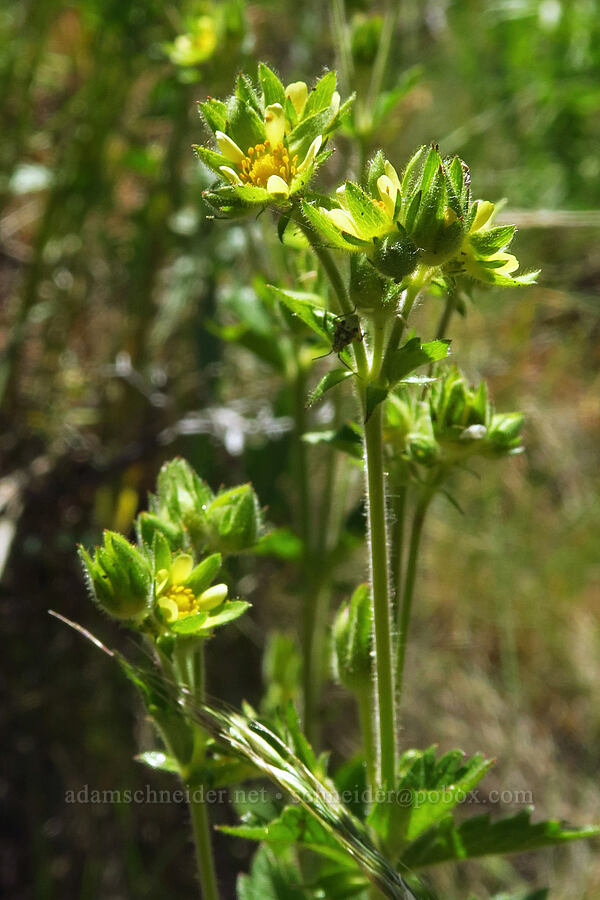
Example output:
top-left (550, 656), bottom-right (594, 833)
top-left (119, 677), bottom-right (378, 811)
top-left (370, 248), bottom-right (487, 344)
top-left (186, 642), bottom-right (220, 900)
top-left (396, 492), bottom-right (433, 708)
top-left (358, 687), bottom-right (378, 798)
top-left (390, 484), bottom-right (407, 622)
top-left (364, 401), bottom-right (396, 790)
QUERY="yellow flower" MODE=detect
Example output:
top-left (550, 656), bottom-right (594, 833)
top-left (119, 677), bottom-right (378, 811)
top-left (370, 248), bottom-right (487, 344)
top-left (217, 128), bottom-right (322, 199)
top-left (321, 160), bottom-right (401, 241)
top-left (462, 201), bottom-right (519, 279)
top-left (156, 553), bottom-right (227, 624)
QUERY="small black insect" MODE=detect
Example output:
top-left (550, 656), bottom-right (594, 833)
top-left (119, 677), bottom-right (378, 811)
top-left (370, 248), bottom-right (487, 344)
top-left (314, 312), bottom-right (364, 368)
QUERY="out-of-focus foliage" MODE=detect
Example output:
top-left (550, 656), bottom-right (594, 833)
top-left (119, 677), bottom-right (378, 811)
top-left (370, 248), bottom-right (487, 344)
top-left (2, 1), bottom-right (599, 899)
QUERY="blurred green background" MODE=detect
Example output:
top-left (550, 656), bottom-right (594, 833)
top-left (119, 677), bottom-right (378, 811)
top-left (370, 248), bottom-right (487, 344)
top-left (1, 1), bottom-right (599, 898)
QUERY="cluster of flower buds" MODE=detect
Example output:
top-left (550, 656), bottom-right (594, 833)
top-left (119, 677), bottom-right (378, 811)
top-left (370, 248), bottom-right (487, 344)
top-left (304, 145), bottom-right (538, 289)
top-left (79, 460), bottom-right (260, 636)
top-left (385, 367), bottom-right (524, 470)
top-left (195, 64), bottom-right (351, 209)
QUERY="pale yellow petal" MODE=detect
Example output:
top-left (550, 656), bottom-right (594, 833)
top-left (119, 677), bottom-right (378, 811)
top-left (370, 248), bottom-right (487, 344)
top-left (171, 553), bottom-right (193, 585)
top-left (157, 596), bottom-right (178, 623)
top-left (335, 184), bottom-right (349, 210)
top-left (377, 174), bottom-right (397, 219)
top-left (215, 130), bottom-right (245, 164)
top-left (470, 200), bottom-right (494, 233)
top-left (197, 583), bottom-right (228, 610)
top-left (323, 207), bottom-right (360, 238)
top-left (491, 252), bottom-right (519, 274)
top-left (296, 135), bottom-right (323, 174)
top-left (264, 103), bottom-right (285, 145)
top-left (383, 160), bottom-right (401, 190)
top-left (156, 568), bottom-right (170, 595)
top-left (219, 165), bottom-right (242, 185)
top-left (285, 81), bottom-right (308, 118)
top-left (266, 174), bottom-right (290, 198)
top-left (330, 91), bottom-right (340, 116)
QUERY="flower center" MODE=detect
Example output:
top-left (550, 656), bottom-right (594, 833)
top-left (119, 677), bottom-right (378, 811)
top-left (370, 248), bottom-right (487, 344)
top-left (240, 141), bottom-right (298, 188)
top-left (164, 584), bottom-right (198, 617)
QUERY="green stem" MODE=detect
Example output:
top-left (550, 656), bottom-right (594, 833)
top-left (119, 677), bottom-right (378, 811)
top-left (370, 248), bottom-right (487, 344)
top-left (390, 484), bottom-right (407, 622)
top-left (358, 687), bottom-right (377, 797)
top-left (364, 401), bottom-right (396, 790)
top-left (435, 289), bottom-right (457, 340)
top-left (396, 491), bottom-right (433, 708)
top-left (185, 642), bottom-right (220, 900)
top-left (188, 791), bottom-right (220, 900)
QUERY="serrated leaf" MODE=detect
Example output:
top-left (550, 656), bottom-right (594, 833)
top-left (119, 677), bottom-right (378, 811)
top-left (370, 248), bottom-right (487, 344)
top-left (258, 62), bottom-right (286, 106)
top-left (236, 846), bottom-right (307, 900)
top-left (268, 286), bottom-right (331, 341)
top-left (307, 368), bottom-right (354, 407)
top-left (401, 809), bottom-right (600, 869)
top-left (383, 338), bottom-right (450, 386)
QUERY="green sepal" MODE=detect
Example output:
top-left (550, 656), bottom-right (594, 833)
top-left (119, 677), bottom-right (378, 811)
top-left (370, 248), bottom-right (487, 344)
top-left (152, 530), bottom-right (172, 574)
top-left (333, 584), bottom-right (372, 693)
top-left (204, 600), bottom-right (251, 630)
top-left (344, 181), bottom-right (389, 239)
top-left (371, 232), bottom-right (419, 281)
top-left (307, 368), bottom-right (354, 407)
top-left (301, 201), bottom-right (368, 251)
top-left (192, 144), bottom-right (229, 176)
top-left (206, 484), bottom-right (262, 553)
top-left (366, 150), bottom-right (386, 195)
top-left (198, 98), bottom-right (228, 134)
top-left (79, 532), bottom-right (152, 621)
top-left (185, 553), bottom-right (222, 594)
top-left (303, 70), bottom-right (337, 119)
top-left (170, 611), bottom-right (209, 634)
top-left (401, 145), bottom-right (427, 199)
top-left (258, 62), bottom-right (286, 106)
top-left (225, 96), bottom-right (266, 154)
top-left (401, 808), bottom-right (600, 869)
top-left (469, 224), bottom-right (516, 255)
top-left (236, 73), bottom-right (262, 115)
top-left (136, 512), bottom-right (185, 553)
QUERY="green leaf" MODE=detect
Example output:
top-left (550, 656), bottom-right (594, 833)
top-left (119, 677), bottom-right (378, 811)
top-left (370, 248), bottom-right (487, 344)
top-left (307, 368), bottom-right (354, 407)
top-left (225, 96), bottom-right (266, 154)
top-left (237, 846), bottom-right (308, 900)
top-left (334, 584), bottom-right (373, 692)
top-left (135, 751), bottom-right (180, 774)
top-left (204, 600), bottom-right (251, 629)
top-left (304, 70), bottom-right (337, 118)
top-left (372, 67), bottom-right (422, 128)
top-left (401, 809), bottom-right (600, 869)
top-left (268, 286), bottom-right (331, 341)
top-left (301, 201), bottom-right (368, 251)
top-left (302, 422), bottom-right (363, 459)
top-left (383, 338), bottom-right (450, 386)
top-left (253, 528), bottom-right (303, 561)
top-left (198, 98), bottom-right (228, 134)
top-left (369, 747), bottom-right (494, 858)
top-left (344, 182), bottom-right (389, 239)
top-left (206, 320), bottom-right (286, 372)
top-left (185, 553), bottom-right (222, 595)
top-left (258, 62), bottom-right (286, 106)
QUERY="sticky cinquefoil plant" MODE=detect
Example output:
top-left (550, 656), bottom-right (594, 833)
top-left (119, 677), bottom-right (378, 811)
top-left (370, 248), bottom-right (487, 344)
top-left (61, 63), bottom-right (598, 900)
